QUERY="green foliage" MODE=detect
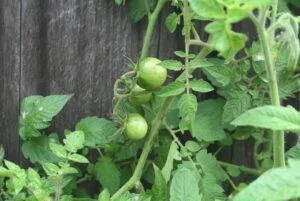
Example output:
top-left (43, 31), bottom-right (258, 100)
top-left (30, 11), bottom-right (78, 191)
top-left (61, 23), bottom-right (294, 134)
top-left (170, 166), bottom-right (201, 201)
top-left (3, 0), bottom-right (300, 200)
top-left (232, 105), bottom-right (300, 132)
top-left (234, 159), bottom-right (300, 201)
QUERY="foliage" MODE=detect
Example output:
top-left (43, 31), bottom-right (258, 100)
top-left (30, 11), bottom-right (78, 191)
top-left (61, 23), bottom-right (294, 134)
top-left (1, 0), bottom-right (300, 200)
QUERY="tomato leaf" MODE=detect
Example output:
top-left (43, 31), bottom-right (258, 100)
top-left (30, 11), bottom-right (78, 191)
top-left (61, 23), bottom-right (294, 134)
top-left (158, 81), bottom-right (185, 97)
top-left (231, 105), bottom-right (300, 132)
top-left (165, 12), bottom-right (180, 33)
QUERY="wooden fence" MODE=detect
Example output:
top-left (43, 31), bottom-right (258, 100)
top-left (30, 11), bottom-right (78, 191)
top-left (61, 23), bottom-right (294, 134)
top-left (0, 0), bottom-right (298, 172)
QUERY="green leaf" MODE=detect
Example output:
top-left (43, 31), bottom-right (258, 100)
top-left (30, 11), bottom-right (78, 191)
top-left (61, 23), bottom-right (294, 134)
top-left (192, 99), bottom-right (226, 142)
top-left (189, 58), bottom-right (214, 69)
top-left (185, 141), bottom-right (201, 153)
top-left (222, 92), bottom-right (251, 123)
top-left (190, 79), bottom-right (214, 93)
top-left (205, 20), bottom-right (247, 59)
top-left (189, 0), bottom-right (225, 19)
top-left (5, 161), bottom-right (27, 195)
top-left (22, 135), bottom-right (62, 164)
top-left (279, 77), bottom-right (300, 99)
top-left (226, 166), bottom-right (241, 177)
top-left (27, 168), bottom-right (41, 187)
top-left (161, 141), bottom-right (181, 182)
top-left (231, 105), bottom-right (300, 132)
top-left (42, 163), bottom-right (59, 176)
top-left (151, 165), bottom-right (169, 201)
top-left (95, 157), bottom-right (121, 194)
top-left (174, 51), bottom-right (195, 58)
top-left (286, 143), bottom-right (300, 159)
top-left (76, 117), bottom-right (120, 148)
top-left (170, 167), bottom-right (201, 201)
top-left (158, 81), bottom-right (185, 97)
top-left (63, 131), bottom-right (85, 153)
top-left (128, 0), bottom-right (155, 23)
top-left (196, 150), bottom-right (227, 182)
top-left (159, 60), bottom-right (183, 71)
top-left (19, 95), bottom-right (72, 139)
top-left (115, 0), bottom-right (123, 6)
top-left (178, 94), bottom-right (198, 130)
top-left (68, 154), bottom-right (89, 163)
top-left (50, 143), bottom-right (67, 158)
top-left (200, 174), bottom-right (226, 201)
top-left (98, 189), bottom-right (111, 201)
top-left (165, 12), bottom-right (180, 33)
top-left (226, 7), bottom-right (248, 23)
top-left (202, 65), bottom-right (241, 87)
top-left (233, 160), bottom-right (300, 201)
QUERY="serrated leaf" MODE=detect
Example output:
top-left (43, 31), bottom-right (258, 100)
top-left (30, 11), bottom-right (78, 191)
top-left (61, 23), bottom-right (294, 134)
top-left (189, 58), bottom-right (214, 69)
top-left (174, 51), bottom-right (195, 58)
top-left (203, 65), bottom-right (241, 87)
top-left (178, 94), bottom-right (198, 130)
top-left (189, 0), bottom-right (225, 19)
top-left (286, 143), bottom-right (300, 159)
top-left (233, 160), bottom-right (300, 201)
top-left (76, 117), bottom-right (120, 148)
top-left (231, 105), bottom-right (300, 132)
top-left (95, 157), bottom-right (121, 194)
top-left (161, 141), bottom-right (181, 182)
top-left (68, 153), bottom-right (89, 163)
top-left (151, 165), bottom-right (169, 201)
top-left (128, 0), bottom-right (156, 23)
top-left (19, 95), bottom-right (72, 139)
top-left (159, 60), bottom-right (183, 71)
top-left (205, 20), bottom-right (247, 59)
top-left (50, 143), bottom-right (67, 158)
top-left (63, 131), bottom-right (85, 153)
top-left (42, 163), bottom-right (59, 176)
top-left (200, 174), bottom-right (226, 201)
top-left (222, 93), bottom-right (251, 123)
top-left (190, 79), bottom-right (214, 93)
top-left (98, 189), bottom-right (111, 201)
top-left (185, 141), bottom-right (201, 153)
top-left (165, 12), bottom-right (180, 33)
top-left (170, 167), bottom-right (201, 201)
top-left (226, 166), bottom-right (241, 177)
top-left (196, 150), bottom-right (227, 182)
top-left (192, 99), bottom-right (226, 142)
top-left (22, 135), bottom-right (62, 164)
top-left (158, 81), bottom-right (185, 97)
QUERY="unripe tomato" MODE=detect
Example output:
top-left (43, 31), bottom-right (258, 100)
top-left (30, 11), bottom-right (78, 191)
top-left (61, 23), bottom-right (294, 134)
top-left (129, 84), bottom-right (152, 105)
top-left (137, 57), bottom-right (167, 90)
top-left (125, 113), bottom-right (148, 140)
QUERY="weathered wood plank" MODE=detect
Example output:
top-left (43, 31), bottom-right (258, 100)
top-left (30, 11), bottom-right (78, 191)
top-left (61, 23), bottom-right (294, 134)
top-left (0, 0), bottom-right (20, 163)
top-left (20, 1), bottom-right (161, 138)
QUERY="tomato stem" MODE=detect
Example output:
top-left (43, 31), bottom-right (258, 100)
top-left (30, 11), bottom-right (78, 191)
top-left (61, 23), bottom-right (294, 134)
top-left (249, 9), bottom-right (285, 168)
top-left (140, 0), bottom-right (168, 59)
top-left (183, 0), bottom-right (191, 93)
top-left (218, 161), bottom-right (262, 176)
top-left (111, 97), bottom-right (173, 200)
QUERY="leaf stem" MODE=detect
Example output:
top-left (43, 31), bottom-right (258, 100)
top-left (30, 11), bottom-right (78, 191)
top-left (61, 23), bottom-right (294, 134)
top-left (111, 97), bottom-right (173, 200)
top-left (249, 12), bottom-right (285, 168)
top-left (218, 161), bottom-right (262, 176)
top-left (183, 0), bottom-right (191, 93)
top-left (140, 0), bottom-right (168, 59)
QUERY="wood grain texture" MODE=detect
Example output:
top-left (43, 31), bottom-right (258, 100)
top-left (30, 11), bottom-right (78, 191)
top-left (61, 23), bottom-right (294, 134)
top-left (21, 0), bottom-right (145, 134)
top-left (0, 0), bottom-right (20, 163)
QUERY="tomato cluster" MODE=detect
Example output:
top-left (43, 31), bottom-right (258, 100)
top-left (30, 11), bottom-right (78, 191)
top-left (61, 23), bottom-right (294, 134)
top-left (124, 57), bottom-right (167, 140)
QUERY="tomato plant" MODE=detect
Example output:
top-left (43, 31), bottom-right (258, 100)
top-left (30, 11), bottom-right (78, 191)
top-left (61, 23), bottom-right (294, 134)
top-left (1, 0), bottom-right (300, 201)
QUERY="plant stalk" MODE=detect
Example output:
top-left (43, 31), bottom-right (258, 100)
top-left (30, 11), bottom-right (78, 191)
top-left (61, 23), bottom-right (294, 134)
top-left (250, 13), bottom-right (285, 168)
top-left (140, 0), bottom-right (168, 59)
top-left (111, 97), bottom-right (173, 200)
top-left (218, 161), bottom-right (262, 176)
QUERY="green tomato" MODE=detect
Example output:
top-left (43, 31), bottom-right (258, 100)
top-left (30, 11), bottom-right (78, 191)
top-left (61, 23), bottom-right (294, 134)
top-left (137, 57), bottom-right (167, 90)
top-left (125, 113), bottom-right (148, 140)
top-left (129, 84), bottom-right (152, 105)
